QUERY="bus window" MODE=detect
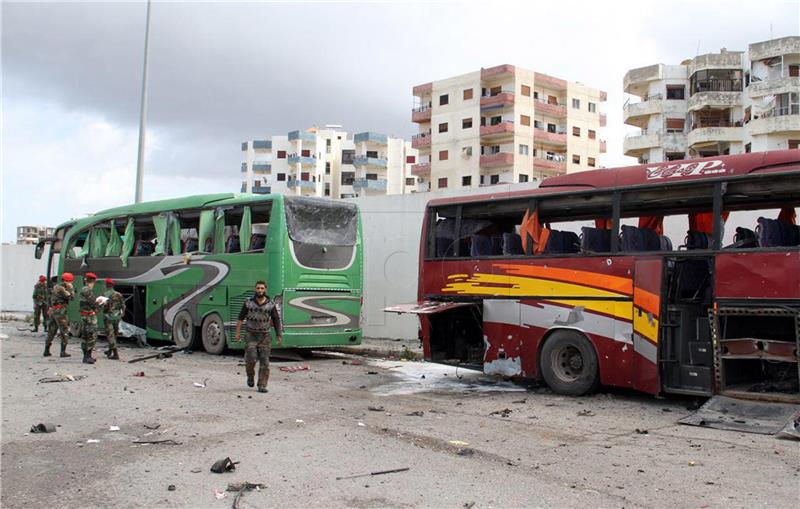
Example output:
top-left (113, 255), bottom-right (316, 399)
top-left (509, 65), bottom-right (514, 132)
top-left (457, 203), bottom-right (517, 257)
top-left (724, 206), bottom-right (798, 248)
top-left (428, 206), bottom-right (458, 258)
top-left (66, 230), bottom-right (88, 259)
top-left (246, 204), bottom-right (271, 252)
top-left (88, 223), bottom-right (111, 258)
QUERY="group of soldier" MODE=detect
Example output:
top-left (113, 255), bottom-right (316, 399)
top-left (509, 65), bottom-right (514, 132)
top-left (32, 272), bottom-right (126, 364)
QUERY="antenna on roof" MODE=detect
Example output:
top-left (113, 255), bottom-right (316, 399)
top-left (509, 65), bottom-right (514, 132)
top-left (770, 22), bottom-right (773, 40)
top-left (695, 39), bottom-right (701, 57)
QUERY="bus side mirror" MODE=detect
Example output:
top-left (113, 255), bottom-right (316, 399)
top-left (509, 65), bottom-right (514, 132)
top-left (34, 240), bottom-right (46, 260)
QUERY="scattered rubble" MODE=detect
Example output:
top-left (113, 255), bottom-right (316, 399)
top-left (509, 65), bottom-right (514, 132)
top-left (30, 423), bottom-right (56, 433)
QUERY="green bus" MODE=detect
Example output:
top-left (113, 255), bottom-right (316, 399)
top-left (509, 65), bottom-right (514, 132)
top-left (36, 193), bottom-right (363, 353)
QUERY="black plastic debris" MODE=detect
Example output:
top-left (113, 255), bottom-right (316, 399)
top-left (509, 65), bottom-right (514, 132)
top-left (30, 422), bottom-right (56, 433)
top-left (210, 457), bottom-right (238, 474)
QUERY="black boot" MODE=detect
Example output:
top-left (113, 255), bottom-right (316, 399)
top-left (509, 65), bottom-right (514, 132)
top-left (82, 350), bottom-right (96, 364)
top-left (246, 361), bottom-right (255, 388)
top-left (60, 345), bottom-right (71, 358)
top-left (109, 349), bottom-right (119, 360)
top-left (257, 366), bottom-right (270, 393)
top-left (43, 342), bottom-right (52, 357)
top-left (104, 348), bottom-right (112, 358)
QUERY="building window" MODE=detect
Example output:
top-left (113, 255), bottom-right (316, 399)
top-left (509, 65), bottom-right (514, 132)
top-left (789, 140), bottom-right (800, 150)
top-left (325, 162), bottom-right (331, 174)
top-left (463, 88), bottom-right (473, 100)
top-left (438, 177), bottom-right (448, 189)
top-left (462, 176), bottom-right (472, 186)
top-left (690, 69), bottom-right (743, 95)
top-left (406, 155), bottom-right (416, 164)
top-left (439, 122), bottom-right (448, 133)
top-left (366, 150), bottom-right (378, 158)
top-left (326, 138), bottom-right (331, 153)
top-left (534, 120), bottom-right (542, 129)
top-left (588, 102), bottom-right (596, 113)
top-left (588, 129), bottom-right (596, 139)
top-left (341, 149), bottom-right (355, 165)
top-left (301, 149), bottom-right (311, 157)
top-left (519, 174), bottom-right (529, 183)
top-left (572, 154), bottom-right (581, 164)
top-left (587, 157), bottom-right (596, 167)
top-left (277, 150), bottom-right (287, 159)
top-left (789, 65), bottom-right (800, 78)
top-left (439, 150), bottom-right (448, 161)
top-left (666, 85), bottom-right (685, 100)
top-left (462, 146), bottom-right (473, 157)
top-left (521, 84), bottom-right (531, 97)
top-left (572, 98), bottom-right (580, 109)
top-left (665, 118), bottom-right (685, 133)
top-left (490, 175), bottom-right (500, 185)
top-left (277, 173), bottom-right (286, 181)
top-left (519, 144), bottom-right (529, 155)
top-left (490, 116), bottom-right (502, 126)
top-left (547, 123), bottom-right (557, 133)
top-left (572, 126), bottom-right (581, 137)
top-left (480, 175), bottom-right (485, 185)
top-left (439, 94), bottom-right (449, 106)
top-left (341, 171), bottom-right (355, 185)
top-left (406, 177), bottom-right (415, 186)
top-left (520, 115), bottom-right (531, 126)
top-left (462, 117), bottom-right (473, 129)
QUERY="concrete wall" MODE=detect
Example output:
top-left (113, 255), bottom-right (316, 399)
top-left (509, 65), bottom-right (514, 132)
top-left (0, 244), bottom-right (49, 312)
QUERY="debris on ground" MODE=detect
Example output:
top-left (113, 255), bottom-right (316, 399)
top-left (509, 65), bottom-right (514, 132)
top-left (30, 422), bottom-right (56, 433)
top-left (456, 448), bottom-right (474, 456)
top-left (777, 414), bottom-right (800, 440)
top-left (336, 467), bottom-right (410, 480)
top-left (464, 502), bottom-right (476, 509)
top-left (132, 371), bottom-right (145, 377)
top-left (190, 468), bottom-right (202, 473)
top-left (128, 346), bottom-right (187, 363)
top-left (210, 457), bottom-right (238, 473)
top-left (406, 411), bottom-right (424, 417)
top-left (279, 365), bottom-right (309, 373)
top-left (448, 440), bottom-right (470, 447)
top-left (357, 422), bottom-right (365, 427)
top-left (577, 410), bottom-right (596, 417)
top-left (512, 399), bottom-right (527, 404)
top-left (367, 406), bottom-right (385, 412)
top-left (38, 374), bottom-right (86, 383)
top-left (227, 482), bottom-right (265, 509)
top-left (342, 359), bottom-right (363, 366)
top-left (193, 378), bottom-right (209, 388)
top-left (109, 426), bottom-right (120, 431)
top-left (295, 419), bottom-right (304, 424)
top-left (143, 423), bottom-right (160, 430)
top-left (367, 371), bottom-right (378, 375)
top-left (635, 428), bottom-right (649, 435)
top-left (490, 408), bottom-right (513, 418)
top-left (214, 488), bottom-right (227, 500)
top-left (167, 484), bottom-right (176, 491)
top-left (132, 439), bottom-right (182, 445)
top-left (86, 439), bottom-right (100, 444)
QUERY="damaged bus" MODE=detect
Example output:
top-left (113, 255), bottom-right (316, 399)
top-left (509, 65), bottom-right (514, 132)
top-left (388, 151), bottom-right (799, 404)
top-left (36, 194), bottom-right (363, 353)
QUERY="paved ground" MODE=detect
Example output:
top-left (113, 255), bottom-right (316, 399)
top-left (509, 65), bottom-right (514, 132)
top-left (1, 320), bottom-right (798, 508)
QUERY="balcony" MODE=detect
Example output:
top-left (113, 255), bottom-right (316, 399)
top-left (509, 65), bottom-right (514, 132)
top-left (533, 156), bottom-right (566, 174)
top-left (252, 162), bottom-right (271, 173)
top-left (412, 131), bottom-right (432, 149)
top-left (533, 128), bottom-right (567, 145)
top-left (748, 36), bottom-right (800, 61)
top-left (480, 121), bottom-right (515, 138)
top-left (479, 152), bottom-right (514, 168)
top-left (354, 132), bottom-right (388, 145)
top-left (353, 178), bottom-right (388, 192)
top-left (480, 92), bottom-right (514, 111)
top-left (748, 76), bottom-right (800, 98)
top-left (599, 113), bottom-right (607, 127)
top-left (599, 140), bottom-right (607, 153)
top-left (252, 140), bottom-right (271, 150)
top-left (481, 64), bottom-right (515, 81)
top-left (623, 130), bottom-right (687, 155)
top-left (287, 178), bottom-right (316, 190)
top-left (747, 108), bottom-right (800, 135)
top-left (288, 155), bottom-right (316, 166)
top-left (413, 82), bottom-right (433, 96)
top-left (252, 186), bottom-right (271, 195)
top-left (688, 91), bottom-right (742, 111)
top-left (411, 162), bottom-right (431, 176)
top-left (688, 52), bottom-right (744, 75)
top-left (622, 94), bottom-right (689, 126)
top-left (288, 130), bottom-right (315, 142)
top-left (534, 72), bottom-right (567, 91)
top-left (240, 163), bottom-right (247, 173)
top-left (412, 104), bottom-right (432, 123)
top-left (535, 99), bottom-right (567, 117)
top-left (688, 125), bottom-right (742, 146)
top-left (353, 155), bottom-right (388, 168)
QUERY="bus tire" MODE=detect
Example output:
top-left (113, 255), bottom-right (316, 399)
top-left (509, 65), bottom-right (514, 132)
top-left (201, 313), bottom-right (227, 355)
top-left (540, 330), bottom-right (599, 396)
top-left (172, 310), bottom-right (196, 349)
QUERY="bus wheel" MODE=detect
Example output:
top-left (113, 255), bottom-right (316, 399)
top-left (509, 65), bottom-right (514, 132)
top-left (540, 330), bottom-right (599, 396)
top-left (172, 310), bottom-right (196, 349)
top-left (201, 313), bottom-right (227, 355)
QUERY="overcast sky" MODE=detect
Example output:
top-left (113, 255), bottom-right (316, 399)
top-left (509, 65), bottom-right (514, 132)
top-left (2, 0), bottom-right (798, 241)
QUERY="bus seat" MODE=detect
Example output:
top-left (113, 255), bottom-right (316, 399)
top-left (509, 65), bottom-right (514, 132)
top-left (490, 235), bottom-right (504, 255)
top-left (683, 230), bottom-right (711, 250)
top-left (133, 240), bottom-right (154, 256)
top-left (226, 235), bottom-right (241, 253)
top-left (580, 227), bottom-right (611, 253)
top-left (545, 230), bottom-right (580, 254)
top-left (502, 233), bottom-right (523, 255)
top-left (250, 233), bottom-right (267, 251)
top-left (757, 217), bottom-right (800, 247)
top-left (470, 235), bottom-right (493, 257)
top-left (659, 235), bottom-right (673, 251)
top-left (725, 227), bottom-right (757, 249)
top-left (184, 237), bottom-right (199, 252)
top-left (621, 225), bottom-right (660, 252)
top-left (204, 238), bottom-right (214, 253)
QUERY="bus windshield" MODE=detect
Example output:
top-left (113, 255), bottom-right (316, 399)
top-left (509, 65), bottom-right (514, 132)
top-left (284, 197), bottom-right (358, 246)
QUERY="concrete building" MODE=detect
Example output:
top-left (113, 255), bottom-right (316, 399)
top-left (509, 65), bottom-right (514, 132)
top-left (16, 225), bottom-right (54, 245)
top-left (410, 64), bottom-right (607, 191)
top-left (623, 36), bottom-right (800, 163)
top-left (240, 127), bottom-right (420, 199)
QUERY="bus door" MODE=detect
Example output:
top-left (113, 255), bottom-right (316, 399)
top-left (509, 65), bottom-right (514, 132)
top-left (632, 258), bottom-right (663, 394)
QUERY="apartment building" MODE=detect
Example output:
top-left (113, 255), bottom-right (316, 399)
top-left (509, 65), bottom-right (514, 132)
top-left (240, 127), bottom-right (420, 199)
top-left (410, 64), bottom-right (607, 191)
top-left (623, 36), bottom-right (800, 163)
top-left (17, 225), bottom-right (54, 245)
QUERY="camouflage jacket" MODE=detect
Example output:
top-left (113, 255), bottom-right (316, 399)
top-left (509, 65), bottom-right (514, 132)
top-left (79, 285), bottom-right (100, 314)
top-left (50, 284), bottom-right (74, 308)
top-left (103, 290), bottom-right (126, 320)
top-left (32, 281), bottom-right (49, 304)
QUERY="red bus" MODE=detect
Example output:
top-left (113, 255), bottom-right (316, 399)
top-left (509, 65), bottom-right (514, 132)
top-left (388, 151), bottom-right (799, 403)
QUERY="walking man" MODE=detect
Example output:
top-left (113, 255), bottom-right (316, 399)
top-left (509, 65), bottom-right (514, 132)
top-left (32, 275), bottom-right (49, 333)
top-left (235, 280), bottom-right (282, 393)
top-left (44, 272), bottom-right (75, 357)
top-left (79, 272), bottom-right (100, 364)
top-left (102, 278), bottom-right (126, 360)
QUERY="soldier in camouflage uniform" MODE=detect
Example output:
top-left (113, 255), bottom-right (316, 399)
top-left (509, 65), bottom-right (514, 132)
top-left (44, 272), bottom-right (76, 357)
top-left (78, 272), bottom-right (100, 364)
top-left (234, 280), bottom-right (282, 393)
top-left (32, 275), bottom-right (49, 333)
top-left (102, 278), bottom-right (126, 360)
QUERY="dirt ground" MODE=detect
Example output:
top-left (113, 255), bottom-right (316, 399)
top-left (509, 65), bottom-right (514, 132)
top-left (1, 321), bottom-right (798, 508)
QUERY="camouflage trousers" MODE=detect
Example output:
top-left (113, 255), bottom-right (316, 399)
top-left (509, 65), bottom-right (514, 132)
top-left (33, 302), bottom-right (48, 331)
top-left (46, 309), bottom-right (70, 348)
top-left (104, 317), bottom-right (120, 349)
top-left (80, 315), bottom-right (97, 352)
top-left (244, 331), bottom-right (272, 388)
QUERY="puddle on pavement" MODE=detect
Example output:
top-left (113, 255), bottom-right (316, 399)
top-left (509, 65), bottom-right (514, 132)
top-left (370, 360), bottom-right (526, 396)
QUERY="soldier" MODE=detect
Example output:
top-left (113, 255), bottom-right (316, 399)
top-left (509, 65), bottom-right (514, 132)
top-left (102, 278), bottom-right (125, 360)
top-left (78, 272), bottom-right (101, 364)
top-left (32, 275), bottom-right (49, 333)
top-left (44, 272), bottom-right (76, 357)
top-left (234, 280), bottom-right (282, 393)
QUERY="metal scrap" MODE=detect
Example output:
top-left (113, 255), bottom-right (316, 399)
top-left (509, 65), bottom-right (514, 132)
top-left (38, 374), bottom-right (86, 383)
top-left (336, 467), bottom-right (410, 480)
top-left (227, 482), bottom-right (265, 509)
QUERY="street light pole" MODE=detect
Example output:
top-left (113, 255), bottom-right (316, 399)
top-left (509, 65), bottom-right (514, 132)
top-left (134, 0), bottom-right (152, 203)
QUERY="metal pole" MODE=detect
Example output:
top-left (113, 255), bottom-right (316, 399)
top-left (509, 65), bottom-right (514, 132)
top-left (134, 0), bottom-right (152, 203)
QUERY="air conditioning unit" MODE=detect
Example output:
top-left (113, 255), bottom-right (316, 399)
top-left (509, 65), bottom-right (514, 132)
top-left (461, 146), bottom-right (473, 158)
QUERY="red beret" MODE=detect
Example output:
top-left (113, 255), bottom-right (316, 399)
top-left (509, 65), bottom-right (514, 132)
top-left (61, 272), bottom-right (74, 282)
top-left (39, 275), bottom-right (46, 282)
top-left (105, 278), bottom-right (114, 285)
top-left (85, 272), bottom-right (98, 281)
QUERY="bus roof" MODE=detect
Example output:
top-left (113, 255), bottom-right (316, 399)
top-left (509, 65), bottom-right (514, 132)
top-left (426, 150), bottom-right (800, 208)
